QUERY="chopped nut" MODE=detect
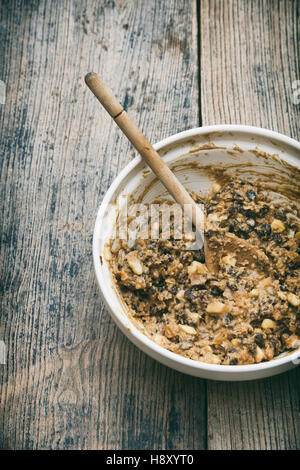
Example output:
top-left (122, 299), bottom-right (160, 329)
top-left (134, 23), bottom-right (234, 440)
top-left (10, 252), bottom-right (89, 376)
top-left (165, 277), bottom-right (176, 285)
top-left (249, 288), bottom-right (260, 298)
top-left (222, 254), bottom-right (237, 266)
top-left (261, 319), bottom-right (276, 329)
top-left (207, 212), bottom-right (227, 222)
top-left (188, 261), bottom-right (208, 275)
top-left (120, 270), bottom-right (130, 282)
top-left (176, 289), bottom-right (185, 300)
top-left (179, 324), bottom-right (197, 335)
top-left (271, 219), bottom-right (285, 233)
top-left (259, 277), bottom-right (273, 288)
top-left (103, 245), bottom-right (112, 261)
top-left (117, 249), bottom-right (125, 265)
top-left (133, 277), bottom-right (146, 290)
top-left (287, 293), bottom-right (300, 307)
top-left (255, 346), bottom-right (265, 363)
top-left (285, 334), bottom-right (300, 349)
top-left (126, 251), bottom-right (144, 275)
top-left (186, 311), bottom-right (200, 325)
top-left (278, 291), bottom-right (287, 301)
top-left (207, 212), bottom-right (220, 222)
top-left (231, 338), bottom-right (240, 347)
top-left (295, 231), bottom-right (300, 241)
top-left (190, 274), bottom-right (206, 286)
top-left (110, 239), bottom-right (121, 253)
top-left (212, 182), bottom-right (221, 194)
top-left (205, 353), bottom-right (222, 365)
top-left (165, 323), bottom-right (180, 339)
top-left (206, 301), bottom-right (229, 315)
top-left (265, 343), bottom-right (274, 360)
top-left (152, 269), bottom-right (160, 279)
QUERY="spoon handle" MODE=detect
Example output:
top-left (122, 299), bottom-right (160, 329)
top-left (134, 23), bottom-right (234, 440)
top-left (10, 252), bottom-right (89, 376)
top-left (85, 72), bottom-right (204, 239)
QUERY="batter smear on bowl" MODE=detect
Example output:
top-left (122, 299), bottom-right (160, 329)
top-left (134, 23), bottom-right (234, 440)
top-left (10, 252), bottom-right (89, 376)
top-left (108, 179), bottom-right (300, 365)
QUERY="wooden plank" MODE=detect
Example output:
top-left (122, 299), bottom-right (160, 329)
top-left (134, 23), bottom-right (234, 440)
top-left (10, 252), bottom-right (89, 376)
top-left (0, 0), bottom-right (207, 449)
top-left (207, 369), bottom-right (300, 450)
top-left (200, 0), bottom-right (300, 450)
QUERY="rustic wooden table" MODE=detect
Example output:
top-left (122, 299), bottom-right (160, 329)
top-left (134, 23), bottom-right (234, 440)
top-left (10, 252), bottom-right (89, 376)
top-left (0, 0), bottom-right (299, 450)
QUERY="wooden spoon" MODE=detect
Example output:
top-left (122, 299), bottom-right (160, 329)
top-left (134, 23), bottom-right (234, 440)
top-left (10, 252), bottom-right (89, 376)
top-left (85, 73), bottom-right (268, 275)
top-left (85, 73), bottom-right (212, 267)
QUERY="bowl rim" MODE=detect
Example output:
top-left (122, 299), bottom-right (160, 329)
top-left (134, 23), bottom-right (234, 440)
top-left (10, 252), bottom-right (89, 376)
top-left (93, 124), bottom-right (300, 375)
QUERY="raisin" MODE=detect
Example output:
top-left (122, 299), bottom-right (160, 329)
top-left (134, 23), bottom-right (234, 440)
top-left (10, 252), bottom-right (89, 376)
top-left (229, 358), bottom-right (238, 365)
top-left (246, 189), bottom-right (257, 202)
top-left (279, 282), bottom-right (287, 291)
top-left (272, 233), bottom-right (282, 244)
top-left (248, 344), bottom-right (257, 355)
top-left (254, 333), bottom-right (265, 347)
top-left (192, 250), bottom-right (205, 263)
top-left (139, 291), bottom-right (149, 300)
top-left (204, 230), bottom-right (214, 239)
top-left (228, 220), bottom-right (249, 239)
top-left (259, 205), bottom-right (269, 217)
top-left (237, 229), bottom-right (249, 240)
top-left (147, 287), bottom-right (156, 295)
top-left (185, 289), bottom-right (198, 300)
top-left (273, 209), bottom-right (286, 221)
top-left (169, 285), bottom-right (178, 294)
top-left (233, 191), bottom-right (243, 200)
top-left (256, 223), bottom-right (271, 240)
top-left (211, 285), bottom-right (223, 296)
top-left (157, 279), bottom-right (166, 289)
top-left (243, 208), bottom-right (257, 219)
top-left (288, 259), bottom-right (300, 270)
top-left (228, 204), bottom-right (240, 214)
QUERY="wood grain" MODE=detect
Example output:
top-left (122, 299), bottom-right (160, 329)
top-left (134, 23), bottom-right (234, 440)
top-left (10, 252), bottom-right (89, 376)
top-left (200, 0), bottom-right (300, 138)
top-left (0, 0), bottom-right (206, 450)
top-left (0, 0), bottom-right (299, 451)
top-left (200, 0), bottom-right (300, 450)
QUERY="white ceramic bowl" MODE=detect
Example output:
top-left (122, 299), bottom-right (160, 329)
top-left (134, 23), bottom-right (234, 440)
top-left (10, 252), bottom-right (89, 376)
top-left (93, 125), bottom-right (300, 381)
